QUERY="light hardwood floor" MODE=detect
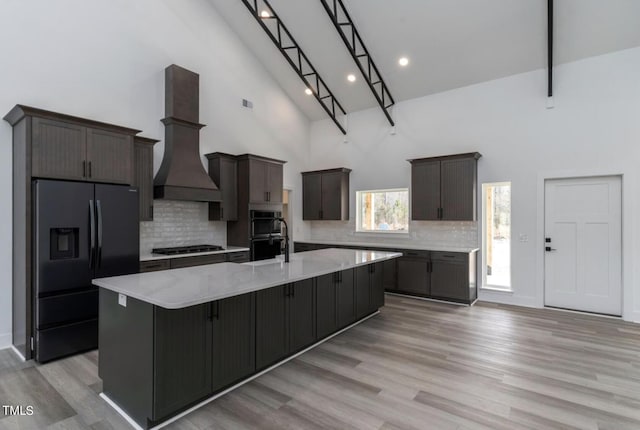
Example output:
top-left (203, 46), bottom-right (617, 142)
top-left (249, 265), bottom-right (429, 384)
top-left (2, 295), bottom-right (640, 429)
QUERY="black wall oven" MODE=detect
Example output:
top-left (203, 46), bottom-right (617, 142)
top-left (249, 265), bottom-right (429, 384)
top-left (250, 210), bottom-right (282, 237)
top-left (250, 210), bottom-right (282, 261)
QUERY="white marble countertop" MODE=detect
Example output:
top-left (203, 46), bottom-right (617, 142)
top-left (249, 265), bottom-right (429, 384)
top-left (296, 239), bottom-right (479, 253)
top-left (140, 246), bottom-right (250, 262)
top-left (94, 248), bottom-right (401, 309)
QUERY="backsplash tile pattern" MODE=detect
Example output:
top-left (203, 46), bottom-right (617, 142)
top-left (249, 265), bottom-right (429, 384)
top-left (140, 200), bottom-right (226, 254)
top-left (308, 220), bottom-right (478, 248)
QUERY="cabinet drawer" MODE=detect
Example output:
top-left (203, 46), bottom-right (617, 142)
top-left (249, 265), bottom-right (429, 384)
top-left (402, 249), bottom-right (430, 259)
top-left (170, 254), bottom-right (226, 269)
top-left (227, 251), bottom-right (250, 263)
top-left (431, 252), bottom-right (467, 263)
top-left (140, 260), bottom-right (171, 273)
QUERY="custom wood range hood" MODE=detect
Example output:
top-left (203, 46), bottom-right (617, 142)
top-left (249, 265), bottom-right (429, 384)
top-left (153, 64), bottom-right (221, 202)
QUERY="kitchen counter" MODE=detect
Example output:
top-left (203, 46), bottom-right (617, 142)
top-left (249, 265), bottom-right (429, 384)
top-left (94, 248), bottom-right (401, 309)
top-left (139, 246), bottom-right (250, 262)
top-left (97, 247), bottom-right (400, 428)
top-left (297, 239), bottom-right (479, 253)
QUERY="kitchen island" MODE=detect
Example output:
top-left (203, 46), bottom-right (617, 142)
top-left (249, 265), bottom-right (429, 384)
top-left (93, 248), bottom-right (401, 429)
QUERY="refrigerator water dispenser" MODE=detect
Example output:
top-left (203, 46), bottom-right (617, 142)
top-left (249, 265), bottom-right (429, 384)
top-left (50, 228), bottom-right (79, 259)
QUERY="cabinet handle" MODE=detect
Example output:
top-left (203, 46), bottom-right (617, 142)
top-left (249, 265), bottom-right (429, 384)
top-left (82, 161), bottom-right (87, 178)
top-left (291, 285), bottom-right (295, 298)
top-left (214, 302), bottom-right (220, 320)
top-left (150, 205), bottom-right (153, 219)
top-left (220, 207), bottom-right (224, 219)
top-left (88, 161), bottom-right (92, 178)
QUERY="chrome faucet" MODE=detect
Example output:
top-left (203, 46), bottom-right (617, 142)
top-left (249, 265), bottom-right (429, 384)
top-left (268, 217), bottom-right (290, 263)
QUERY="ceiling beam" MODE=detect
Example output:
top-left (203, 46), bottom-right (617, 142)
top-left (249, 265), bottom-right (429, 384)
top-left (319, 0), bottom-right (395, 126)
top-left (241, 0), bottom-right (347, 134)
top-left (548, 0), bottom-right (553, 97)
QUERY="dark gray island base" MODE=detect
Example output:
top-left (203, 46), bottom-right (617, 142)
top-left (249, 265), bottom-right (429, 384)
top-left (95, 249), bottom-right (399, 429)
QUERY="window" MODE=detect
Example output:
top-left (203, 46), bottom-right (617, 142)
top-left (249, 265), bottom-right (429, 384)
top-left (356, 189), bottom-right (409, 233)
top-left (482, 182), bottom-right (511, 290)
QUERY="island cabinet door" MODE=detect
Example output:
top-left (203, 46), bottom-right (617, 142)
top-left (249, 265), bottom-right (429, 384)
top-left (256, 285), bottom-right (289, 370)
top-left (336, 269), bottom-right (356, 328)
top-left (382, 258), bottom-right (397, 291)
top-left (211, 293), bottom-right (256, 393)
top-left (371, 262), bottom-right (385, 310)
top-left (316, 273), bottom-right (338, 339)
top-left (153, 304), bottom-right (212, 421)
top-left (355, 265), bottom-right (371, 319)
top-left (289, 279), bottom-right (316, 353)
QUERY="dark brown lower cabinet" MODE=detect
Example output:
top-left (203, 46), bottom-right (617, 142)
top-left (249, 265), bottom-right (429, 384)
top-left (211, 294), bottom-right (255, 393)
top-left (356, 263), bottom-right (385, 318)
top-left (99, 262), bottom-right (390, 429)
top-left (355, 266), bottom-right (371, 319)
top-left (256, 280), bottom-right (317, 370)
top-left (256, 285), bottom-right (289, 370)
top-left (289, 279), bottom-right (316, 353)
top-left (336, 269), bottom-right (356, 327)
top-left (396, 256), bottom-right (430, 296)
top-left (430, 252), bottom-right (475, 303)
top-left (371, 262), bottom-right (384, 310)
top-left (316, 274), bottom-right (337, 339)
top-left (153, 304), bottom-right (212, 421)
top-left (382, 258), bottom-right (397, 291)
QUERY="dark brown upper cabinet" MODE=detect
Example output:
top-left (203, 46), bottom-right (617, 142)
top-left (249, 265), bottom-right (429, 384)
top-left (409, 153), bottom-right (481, 221)
top-left (134, 136), bottom-right (159, 221)
top-left (206, 152), bottom-right (238, 221)
top-left (5, 106), bottom-right (140, 186)
top-left (238, 154), bottom-right (285, 205)
top-left (301, 168), bottom-right (351, 221)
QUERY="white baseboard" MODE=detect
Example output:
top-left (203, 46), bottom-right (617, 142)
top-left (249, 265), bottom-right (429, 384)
top-left (478, 290), bottom-right (539, 308)
top-left (627, 310), bottom-right (640, 324)
top-left (0, 332), bottom-right (11, 350)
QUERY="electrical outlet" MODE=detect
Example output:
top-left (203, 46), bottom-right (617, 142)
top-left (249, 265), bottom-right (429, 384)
top-left (242, 99), bottom-right (253, 109)
top-left (518, 234), bottom-right (528, 243)
top-left (118, 293), bottom-right (127, 307)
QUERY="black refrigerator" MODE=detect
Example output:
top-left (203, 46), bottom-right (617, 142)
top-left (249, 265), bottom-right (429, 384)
top-left (33, 180), bottom-right (139, 362)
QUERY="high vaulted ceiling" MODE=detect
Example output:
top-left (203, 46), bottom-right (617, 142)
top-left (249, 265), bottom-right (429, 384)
top-left (211, 0), bottom-right (640, 121)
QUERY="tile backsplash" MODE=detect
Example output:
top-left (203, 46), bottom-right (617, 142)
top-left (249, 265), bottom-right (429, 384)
top-left (140, 200), bottom-right (226, 255)
top-left (308, 220), bottom-right (478, 248)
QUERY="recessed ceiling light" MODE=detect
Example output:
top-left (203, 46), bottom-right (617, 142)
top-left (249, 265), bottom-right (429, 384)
top-left (260, 10), bottom-right (271, 18)
top-left (305, 88), bottom-right (313, 95)
top-left (398, 57), bottom-right (409, 67)
top-left (347, 74), bottom-right (356, 82)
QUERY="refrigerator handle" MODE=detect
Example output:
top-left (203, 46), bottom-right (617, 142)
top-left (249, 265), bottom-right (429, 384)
top-left (96, 200), bottom-right (103, 268)
top-left (89, 200), bottom-right (96, 268)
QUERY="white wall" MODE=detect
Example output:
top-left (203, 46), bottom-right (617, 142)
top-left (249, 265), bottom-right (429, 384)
top-left (307, 47), bottom-right (640, 320)
top-left (0, 0), bottom-right (311, 349)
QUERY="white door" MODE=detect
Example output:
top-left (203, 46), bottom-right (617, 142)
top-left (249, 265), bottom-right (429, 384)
top-left (544, 176), bottom-right (622, 315)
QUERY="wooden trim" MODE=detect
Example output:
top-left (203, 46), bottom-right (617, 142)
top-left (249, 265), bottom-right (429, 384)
top-left (234, 154), bottom-right (287, 165)
top-left (408, 152), bottom-right (482, 164)
top-left (301, 167), bottom-right (352, 175)
top-left (3, 105), bottom-right (141, 135)
top-left (134, 136), bottom-right (160, 145)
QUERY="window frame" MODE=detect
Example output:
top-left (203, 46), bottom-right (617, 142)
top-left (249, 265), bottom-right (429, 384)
top-left (481, 181), bottom-right (512, 291)
top-left (355, 188), bottom-right (410, 234)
